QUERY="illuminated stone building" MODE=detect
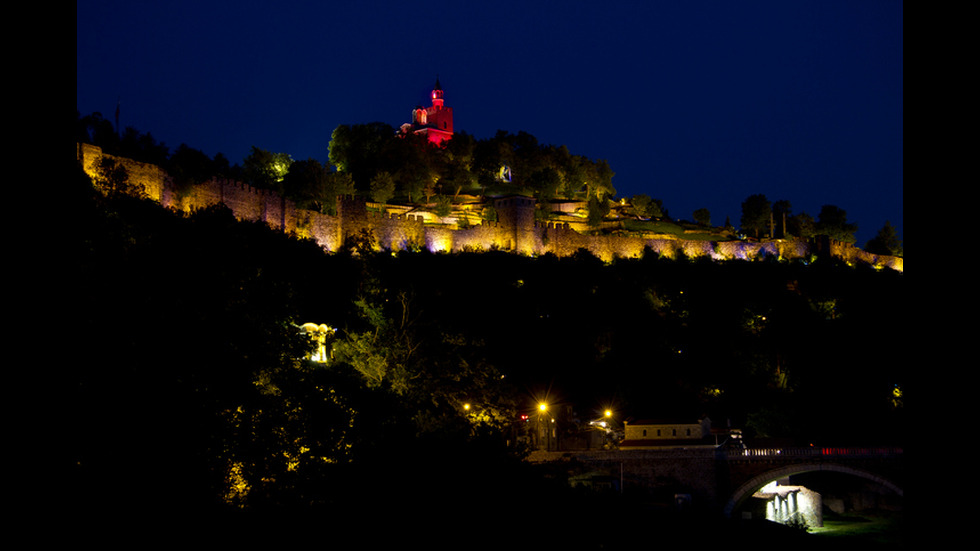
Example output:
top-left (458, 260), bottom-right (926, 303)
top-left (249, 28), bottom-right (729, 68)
top-left (619, 418), bottom-right (715, 449)
top-left (411, 78), bottom-right (454, 146)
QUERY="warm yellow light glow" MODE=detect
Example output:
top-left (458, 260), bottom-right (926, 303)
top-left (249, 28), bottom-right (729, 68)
top-left (428, 232), bottom-right (453, 253)
top-left (271, 160), bottom-right (290, 182)
top-left (703, 386), bottom-right (723, 398)
top-left (538, 402), bottom-right (548, 412)
top-left (463, 403), bottom-right (471, 411)
top-left (604, 410), bottom-right (612, 417)
top-left (891, 384), bottom-right (903, 408)
top-left (224, 462), bottom-right (251, 507)
top-left (300, 322), bottom-right (335, 363)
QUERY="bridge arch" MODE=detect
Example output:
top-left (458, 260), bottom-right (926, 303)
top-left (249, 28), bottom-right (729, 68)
top-left (722, 462), bottom-right (903, 518)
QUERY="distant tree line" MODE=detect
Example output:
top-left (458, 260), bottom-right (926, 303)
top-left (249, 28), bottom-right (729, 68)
top-left (326, 124), bottom-right (625, 228)
top-left (77, 111), bottom-right (240, 189)
top-left (739, 193), bottom-right (900, 256)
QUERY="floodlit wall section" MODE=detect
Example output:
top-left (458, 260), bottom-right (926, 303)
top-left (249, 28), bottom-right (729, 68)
top-left (77, 143), bottom-right (903, 272)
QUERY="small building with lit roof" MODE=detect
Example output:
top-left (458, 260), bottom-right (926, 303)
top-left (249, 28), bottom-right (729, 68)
top-left (619, 417), bottom-right (716, 450)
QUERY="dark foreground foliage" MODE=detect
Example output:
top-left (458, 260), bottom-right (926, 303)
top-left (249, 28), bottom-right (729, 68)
top-left (65, 166), bottom-right (904, 542)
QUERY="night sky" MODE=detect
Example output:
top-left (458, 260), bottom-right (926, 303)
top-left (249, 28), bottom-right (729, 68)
top-left (77, 1), bottom-right (902, 246)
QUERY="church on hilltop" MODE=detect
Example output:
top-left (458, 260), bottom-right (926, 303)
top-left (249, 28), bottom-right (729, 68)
top-left (75, 75), bottom-right (903, 272)
top-left (407, 77), bottom-right (454, 146)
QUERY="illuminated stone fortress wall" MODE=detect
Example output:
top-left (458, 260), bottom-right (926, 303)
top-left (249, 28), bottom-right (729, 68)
top-left (76, 142), bottom-right (903, 271)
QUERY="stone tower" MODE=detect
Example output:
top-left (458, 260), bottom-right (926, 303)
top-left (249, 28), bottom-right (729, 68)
top-left (493, 195), bottom-right (537, 254)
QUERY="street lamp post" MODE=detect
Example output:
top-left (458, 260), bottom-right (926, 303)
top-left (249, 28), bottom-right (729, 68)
top-left (537, 402), bottom-right (553, 451)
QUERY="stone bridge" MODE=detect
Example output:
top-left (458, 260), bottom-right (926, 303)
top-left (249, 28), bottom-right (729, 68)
top-left (527, 446), bottom-right (904, 517)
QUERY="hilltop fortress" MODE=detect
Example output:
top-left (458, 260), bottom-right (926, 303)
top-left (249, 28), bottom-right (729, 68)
top-left (76, 141), bottom-right (902, 272)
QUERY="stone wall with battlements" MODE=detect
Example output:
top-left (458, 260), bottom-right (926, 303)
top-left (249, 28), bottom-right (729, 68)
top-left (76, 143), bottom-right (902, 271)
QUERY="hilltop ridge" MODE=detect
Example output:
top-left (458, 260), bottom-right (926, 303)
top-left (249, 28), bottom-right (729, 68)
top-left (76, 141), bottom-right (902, 272)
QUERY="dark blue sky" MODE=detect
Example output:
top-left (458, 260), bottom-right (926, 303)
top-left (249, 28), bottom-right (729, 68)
top-left (77, 1), bottom-right (902, 245)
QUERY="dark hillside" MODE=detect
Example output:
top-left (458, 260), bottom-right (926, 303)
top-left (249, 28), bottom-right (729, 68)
top-left (66, 167), bottom-right (904, 524)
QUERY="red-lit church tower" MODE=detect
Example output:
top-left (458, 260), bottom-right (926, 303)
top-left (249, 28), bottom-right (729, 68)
top-left (411, 78), bottom-right (454, 146)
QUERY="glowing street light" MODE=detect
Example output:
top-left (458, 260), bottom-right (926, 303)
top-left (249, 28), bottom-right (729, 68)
top-left (590, 408), bottom-right (616, 431)
top-left (533, 401), bottom-right (555, 451)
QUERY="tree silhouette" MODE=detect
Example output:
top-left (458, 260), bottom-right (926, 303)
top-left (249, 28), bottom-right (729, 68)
top-left (772, 200), bottom-right (792, 238)
top-left (168, 143), bottom-right (218, 191)
top-left (865, 221), bottom-right (902, 256)
top-left (816, 204), bottom-right (858, 243)
top-left (119, 126), bottom-right (169, 166)
top-left (92, 156), bottom-right (144, 198)
top-left (282, 158), bottom-right (331, 211)
top-left (693, 208), bottom-right (711, 226)
top-left (242, 146), bottom-right (292, 191)
top-left (369, 171), bottom-right (396, 204)
top-left (77, 111), bottom-right (119, 152)
top-left (328, 122), bottom-right (397, 193)
top-left (740, 194), bottom-right (771, 238)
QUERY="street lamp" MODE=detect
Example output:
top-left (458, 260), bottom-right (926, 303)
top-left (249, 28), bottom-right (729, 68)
top-left (534, 402), bottom-right (554, 451)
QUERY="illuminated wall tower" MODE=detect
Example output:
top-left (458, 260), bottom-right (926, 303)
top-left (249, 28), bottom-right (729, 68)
top-left (494, 195), bottom-right (537, 254)
top-left (412, 78), bottom-right (454, 146)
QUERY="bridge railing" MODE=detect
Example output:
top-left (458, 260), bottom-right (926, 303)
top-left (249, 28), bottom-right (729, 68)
top-left (727, 446), bottom-right (903, 459)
